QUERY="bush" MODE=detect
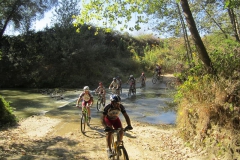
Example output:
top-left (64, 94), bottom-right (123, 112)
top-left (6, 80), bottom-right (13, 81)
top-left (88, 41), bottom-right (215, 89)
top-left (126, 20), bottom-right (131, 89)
top-left (0, 96), bottom-right (18, 127)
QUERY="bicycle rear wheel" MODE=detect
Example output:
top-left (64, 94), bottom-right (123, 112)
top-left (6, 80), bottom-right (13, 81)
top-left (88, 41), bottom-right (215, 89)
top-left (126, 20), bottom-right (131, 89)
top-left (117, 146), bottom-right (129, 160)
top-left (159, 75), bottom-right (163, 82)
top-left (81, 113), bottom-right (86, 133)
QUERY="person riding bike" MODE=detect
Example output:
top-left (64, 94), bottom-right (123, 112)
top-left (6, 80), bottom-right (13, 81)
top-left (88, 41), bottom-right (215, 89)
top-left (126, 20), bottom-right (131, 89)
top-left (116, 76), bottom-right (122, 92)
top-left (109, 77), bottom-right (120, 95)
top-left (76, 86), bottom-right (93, 120)
top-left (155, 64), bottom-right (162, 77)
top-left (102, 94), bottom-right (133, 158)
top-left (127, 75), bottom-right (136, 90)
top-left (139, 72), bottom-right (146, 86)
top-left (95, 82), bottom-right (106, 105)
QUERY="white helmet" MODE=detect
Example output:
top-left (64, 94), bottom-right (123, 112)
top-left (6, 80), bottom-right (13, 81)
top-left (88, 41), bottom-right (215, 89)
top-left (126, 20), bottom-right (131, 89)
top-left (130, 75), bottom-right (133, 78)
top-left (83, 86), bottom-right (89, 91)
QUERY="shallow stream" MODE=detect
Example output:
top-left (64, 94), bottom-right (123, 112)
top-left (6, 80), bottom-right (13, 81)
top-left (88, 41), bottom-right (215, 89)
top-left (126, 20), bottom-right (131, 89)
top-left (0, 79), bottom-right (177, 126)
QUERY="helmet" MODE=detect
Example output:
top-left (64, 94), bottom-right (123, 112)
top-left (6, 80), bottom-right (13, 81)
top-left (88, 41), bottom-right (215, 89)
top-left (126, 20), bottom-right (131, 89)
top-left (130, 75), bottom-right (133, 78)
top-left (83, 86), bottom-right (89, 91)
top-left (110, 94), bottom-right (121, 102)
top-left (113, 77), bottom-right (116, 80)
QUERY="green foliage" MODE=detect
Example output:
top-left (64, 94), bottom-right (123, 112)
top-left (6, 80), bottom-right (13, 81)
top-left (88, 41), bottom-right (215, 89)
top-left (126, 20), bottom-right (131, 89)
top-left (0, 24), bottom-right (159, 88)
top-left (0, 0), bottom-right (58, 36)
top-left (73, 0), bottom-right (161, 34)
top-left (0, 96), bottom-right (18, 127)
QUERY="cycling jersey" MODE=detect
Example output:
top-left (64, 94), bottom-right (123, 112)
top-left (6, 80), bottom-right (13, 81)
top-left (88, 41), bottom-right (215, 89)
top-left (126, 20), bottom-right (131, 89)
top-left (96, 86), bottom-right (105, 93)
top-left (103, 103), bottom-right (126, 120)
top-left (109, 81), bottom-right (118, 88)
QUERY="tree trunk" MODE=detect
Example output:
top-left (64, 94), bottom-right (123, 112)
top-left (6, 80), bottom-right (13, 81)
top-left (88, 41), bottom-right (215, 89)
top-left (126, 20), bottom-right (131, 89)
top-left (227, 8), bottom-right (240, 42)
top-left (180, 0), bottom-right (215, 74)
top-left (176, 3), bottom-right (193, 68)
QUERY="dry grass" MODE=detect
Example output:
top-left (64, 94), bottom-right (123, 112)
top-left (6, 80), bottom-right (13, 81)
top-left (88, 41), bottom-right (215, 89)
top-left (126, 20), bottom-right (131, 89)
top-left (176, 75), bottom-right (240, 159)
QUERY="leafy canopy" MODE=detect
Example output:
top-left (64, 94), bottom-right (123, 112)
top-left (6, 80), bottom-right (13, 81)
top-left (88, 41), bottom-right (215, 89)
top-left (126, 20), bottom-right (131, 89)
top-left (73, 0), bottom-right (164, 34)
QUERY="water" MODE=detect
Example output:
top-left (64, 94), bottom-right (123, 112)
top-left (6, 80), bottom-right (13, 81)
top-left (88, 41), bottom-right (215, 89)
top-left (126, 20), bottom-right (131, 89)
top-left (0, 80), bottom-right (177, 125)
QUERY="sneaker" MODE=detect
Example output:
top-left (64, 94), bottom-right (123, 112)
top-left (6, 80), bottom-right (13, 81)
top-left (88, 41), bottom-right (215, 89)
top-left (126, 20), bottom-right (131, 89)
top-left (107, 149), bottom-right (113, 158)
top-left (117, 147), bottom-right (122, 156)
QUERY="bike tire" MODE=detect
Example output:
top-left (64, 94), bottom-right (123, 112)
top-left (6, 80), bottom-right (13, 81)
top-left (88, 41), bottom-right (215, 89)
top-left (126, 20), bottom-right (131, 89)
top-left (133, 88), bottom-right (136, 95)
top-left (159, 76), bottom-right (163, 82)
top-left (81, 113), bottom-right (86, 133)
top-left (117, 146), bottom-right (129, 160)
top-left (96, 99), bottom-right (101, 111)
top-left (152, 77), bottom-right (157, 84)
top-left (127, 90), bottom-right (131, 97)
top-left (109, 134), bottom-right (116, 160)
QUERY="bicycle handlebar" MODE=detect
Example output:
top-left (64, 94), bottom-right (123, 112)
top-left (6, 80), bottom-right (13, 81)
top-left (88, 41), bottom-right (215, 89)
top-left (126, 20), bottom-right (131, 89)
top-left (104, 126), bottom-right (133, 132)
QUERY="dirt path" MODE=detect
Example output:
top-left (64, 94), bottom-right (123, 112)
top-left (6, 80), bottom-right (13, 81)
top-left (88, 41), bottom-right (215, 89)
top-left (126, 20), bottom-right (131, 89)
top-left (0, 116), bottom-right (209, 160)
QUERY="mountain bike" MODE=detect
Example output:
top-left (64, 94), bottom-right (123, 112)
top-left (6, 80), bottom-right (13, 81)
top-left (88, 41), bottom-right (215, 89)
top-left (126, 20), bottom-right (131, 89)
top-left (105, 127), bottom-right (131, 160)
top-left (128, 84), bottom-right (136, 97)
top-left (152, 72), bottom-right (163, 84)
top-left (110, 87), bottom-right (120, 96)
top-left (78, 104), bottom-right (91, 134)
top-left (96, 93), bottom-right (105, 111)
top-left (138, 78), bottom-right (146, 88)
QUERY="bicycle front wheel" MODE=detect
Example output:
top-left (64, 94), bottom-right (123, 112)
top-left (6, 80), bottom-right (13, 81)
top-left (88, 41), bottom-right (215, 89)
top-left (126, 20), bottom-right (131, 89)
top-left (152, 77), bottom-right (157, 84)
top-left (96, 99), bottom-right (101, 111)
top-left (127, 89), bottom-right (131, 97)
top-left (117, 146), bottom-right (129, 160)
top-left (81, 114), bottom-right (86, 133)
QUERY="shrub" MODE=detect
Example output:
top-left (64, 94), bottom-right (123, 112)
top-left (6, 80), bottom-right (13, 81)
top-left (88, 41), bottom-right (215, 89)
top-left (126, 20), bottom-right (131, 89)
top-left (0, 96), bottom-right (18, 127)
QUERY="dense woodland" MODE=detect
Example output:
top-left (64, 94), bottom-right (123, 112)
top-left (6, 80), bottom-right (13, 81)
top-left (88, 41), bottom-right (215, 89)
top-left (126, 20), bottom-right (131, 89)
top-left (0, 0), bottom-right (240, 159)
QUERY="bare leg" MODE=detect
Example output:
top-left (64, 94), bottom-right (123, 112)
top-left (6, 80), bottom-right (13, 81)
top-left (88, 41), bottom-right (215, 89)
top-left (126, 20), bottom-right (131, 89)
top-left (87, 107), bottom-right (91, 117)
top-left (107, 132), bottom-right (113, 150)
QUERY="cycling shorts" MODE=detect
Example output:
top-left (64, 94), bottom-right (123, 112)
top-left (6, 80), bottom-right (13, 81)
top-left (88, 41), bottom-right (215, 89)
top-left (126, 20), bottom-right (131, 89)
top-left (104, 116), bottom-right (122, 129)
top-left (82, 100), bottom-right (92, 107)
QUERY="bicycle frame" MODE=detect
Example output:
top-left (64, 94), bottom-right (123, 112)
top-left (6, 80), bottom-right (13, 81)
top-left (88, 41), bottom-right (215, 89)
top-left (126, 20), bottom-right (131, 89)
top-left (80, 105), bottom-right (90, 133)
top-left (110, 87), bottom-right (120, 96)
top-left (152, 73), bottom-right (163, 84)
top-left (107, 128), bottom-right (129, 160)
top-left (128, 84), bottom-right (136, 97)
top-left (96, 93), bottom-right (105, 111)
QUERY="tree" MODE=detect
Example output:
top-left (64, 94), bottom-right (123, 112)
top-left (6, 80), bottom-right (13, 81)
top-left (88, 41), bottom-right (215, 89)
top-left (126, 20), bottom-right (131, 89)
top-left (180, 0), bottom-right (214, 73)
top-left (0, 0), bottom-right (58, 39)
top-left (51, 0), bottom-right (80, 28)
top-left (74, 0), bottom-right (215, 73)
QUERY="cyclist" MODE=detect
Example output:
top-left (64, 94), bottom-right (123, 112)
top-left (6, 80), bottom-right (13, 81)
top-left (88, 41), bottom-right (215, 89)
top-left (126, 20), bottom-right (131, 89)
top-left (102, 94), bottom-right (133, 158)
top-left (109, 77), bottom-right (119, 95)
top-left (139, 72), bottom-right (146, 86)
top-left (76, 86), bottom-right (93, 120)
top-left (127, 75), bottom-right (136, 90)
top-left (116, 76), bottom-right (122, 93)
top-left (155, 64), bottom-right (162, 77)
top-left (95, 82), bottom-right (106, 105)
